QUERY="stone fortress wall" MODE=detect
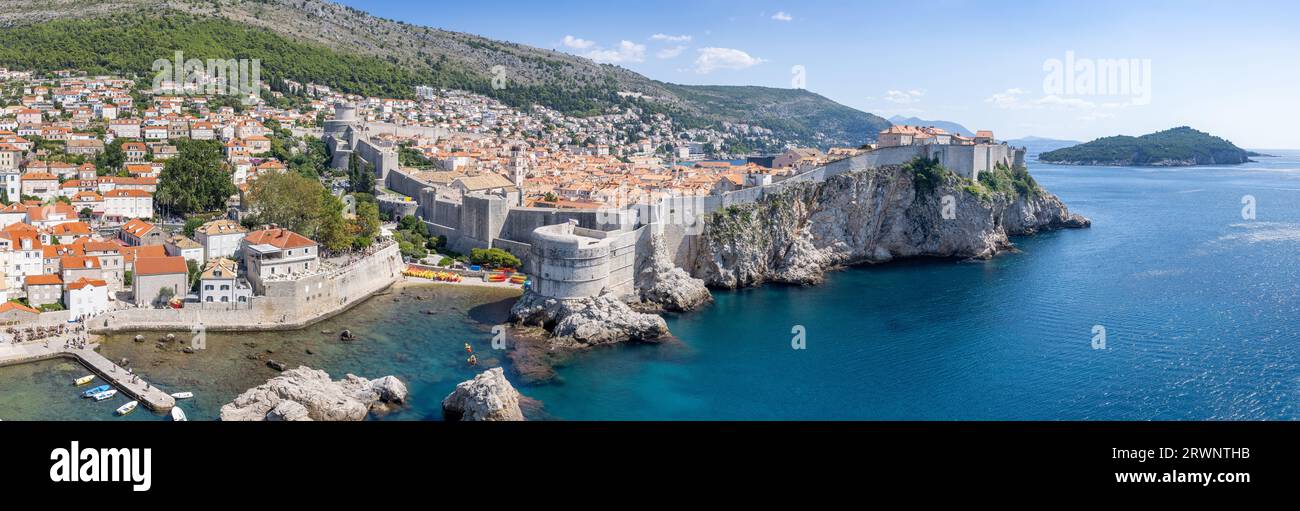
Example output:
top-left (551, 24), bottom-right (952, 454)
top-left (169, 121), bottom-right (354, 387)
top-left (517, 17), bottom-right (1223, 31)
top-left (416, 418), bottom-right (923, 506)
top-left (327, 106), bottom-right (1025, 303)
top-left (89, 242), bottom-right (403, 333)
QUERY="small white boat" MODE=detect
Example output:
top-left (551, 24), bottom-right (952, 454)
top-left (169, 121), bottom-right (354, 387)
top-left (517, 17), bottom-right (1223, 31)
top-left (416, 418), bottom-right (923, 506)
top-left (116, 400), bottom-right (138, 416)
top-left (170, 392), bottom-right (194, 399)
top-left (93, 389), bottom-right (118, 401)
top-left (74, 375), bottom-right (95, 386)
top-left (170, 407), bottom-right (187, 421)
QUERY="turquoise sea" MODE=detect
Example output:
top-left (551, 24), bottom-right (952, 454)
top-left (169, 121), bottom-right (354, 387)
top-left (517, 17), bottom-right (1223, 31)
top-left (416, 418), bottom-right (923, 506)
top-left (2, 151), bottom-right (1298, 420)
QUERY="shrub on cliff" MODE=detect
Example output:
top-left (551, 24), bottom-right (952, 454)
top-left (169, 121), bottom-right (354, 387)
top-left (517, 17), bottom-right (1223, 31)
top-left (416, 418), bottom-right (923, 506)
top-left (907, 156), bottom-right (950, 196)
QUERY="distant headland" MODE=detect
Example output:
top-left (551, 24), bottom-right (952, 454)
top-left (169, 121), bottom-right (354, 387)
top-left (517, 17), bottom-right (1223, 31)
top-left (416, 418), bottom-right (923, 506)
top-left (1039, 127), bottom-right (1258, 166)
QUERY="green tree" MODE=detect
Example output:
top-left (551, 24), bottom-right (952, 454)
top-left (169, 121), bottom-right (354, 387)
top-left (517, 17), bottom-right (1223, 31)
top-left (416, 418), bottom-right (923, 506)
top-left (248, 171), bottom-right (325, 234)
top-left (95, 138), bottom-right (124, 173)
top-left (347, 152), bottom-right (376, 195)
top-left (316, 191), bottom-right (354, 252)
top-left (351, 201), bottom-right (381, 248)
top-left (182, 217), bottom-right (204, 238)
top-left (187, 259), bottom-right (201, 292)
top-left (155, 139), bottom-right (236, 216)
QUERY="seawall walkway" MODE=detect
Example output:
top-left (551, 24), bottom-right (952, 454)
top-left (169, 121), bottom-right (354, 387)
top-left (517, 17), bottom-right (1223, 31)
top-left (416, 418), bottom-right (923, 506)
top-left (0, 339), bottom-right (175, 411)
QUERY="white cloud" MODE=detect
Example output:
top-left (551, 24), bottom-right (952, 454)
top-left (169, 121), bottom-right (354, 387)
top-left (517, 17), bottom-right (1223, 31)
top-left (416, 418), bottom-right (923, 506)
top-left (985, 88), bottom-right (1029, 109)
top-left (884, 89), bottom-right (925, 104)
top-left (1079, 112), bottom-right (1115, 121)
top-left (1036, 94), bottom-right (1096, 109)
top-left (650, 33), bottom-right (692, 43)
top-left (587, 40), bottom-right (646, 64)
top-left (562, 35), bottom-right (595, 50)
top-left (656, 45), bottom-right (687, 59)
top-left (985, 88), bottom-right (1100, 110)
top-left (693, 47), bottom-right (766, 74)
top-left (771, 11), bottom-right (793, 21)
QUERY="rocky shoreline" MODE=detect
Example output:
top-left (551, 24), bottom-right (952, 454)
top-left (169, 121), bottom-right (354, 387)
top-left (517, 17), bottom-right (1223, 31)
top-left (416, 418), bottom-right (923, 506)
top-left (442, 367), bottom-right (527, 421)
top-left (219, 366), bottom-right (408, 421)
top-left (502, 163), bottom-right (1088, 375)
top-left (689, 164), bottom-right (1089, 288)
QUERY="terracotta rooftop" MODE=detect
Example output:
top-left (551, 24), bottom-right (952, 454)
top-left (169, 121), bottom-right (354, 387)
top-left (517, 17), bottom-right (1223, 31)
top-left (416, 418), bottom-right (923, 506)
top-left (244, 228), bottom-right (316, 249)
top-left (67, 277), bottom-right (108, 290)
top-left (24, 274), bottom-right (62, 286)
top-left (134, 256), bottom-right (188, 276)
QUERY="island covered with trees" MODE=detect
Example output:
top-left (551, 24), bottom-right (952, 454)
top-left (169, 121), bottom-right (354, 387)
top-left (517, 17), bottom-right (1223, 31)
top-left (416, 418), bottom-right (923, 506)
top-left (1039, 127), bottom-right (1260, 166)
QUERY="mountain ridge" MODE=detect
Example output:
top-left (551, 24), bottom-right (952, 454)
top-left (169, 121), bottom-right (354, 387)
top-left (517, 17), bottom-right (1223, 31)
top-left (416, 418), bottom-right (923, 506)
top-left (0, 0), bottom-right (889, 148)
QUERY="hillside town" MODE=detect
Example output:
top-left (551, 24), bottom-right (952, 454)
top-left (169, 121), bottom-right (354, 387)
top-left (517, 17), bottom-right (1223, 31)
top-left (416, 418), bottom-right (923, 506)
top-left (0, 63), bottom-right (1020, 328)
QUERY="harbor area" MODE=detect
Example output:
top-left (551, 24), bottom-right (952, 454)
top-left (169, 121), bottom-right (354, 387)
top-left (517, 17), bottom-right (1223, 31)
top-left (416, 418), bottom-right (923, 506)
top-left (0, 327), bottom-right (175, 412)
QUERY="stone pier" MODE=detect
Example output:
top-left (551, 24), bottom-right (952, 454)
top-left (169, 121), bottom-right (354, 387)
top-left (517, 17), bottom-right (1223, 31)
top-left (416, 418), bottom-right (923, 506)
top-left (0, 339), bottom-right (175, 411)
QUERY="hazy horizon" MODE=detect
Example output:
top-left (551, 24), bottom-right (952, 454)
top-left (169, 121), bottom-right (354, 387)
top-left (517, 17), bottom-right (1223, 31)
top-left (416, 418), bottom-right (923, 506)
top-left (337, 0), bottom-right (1298, 149)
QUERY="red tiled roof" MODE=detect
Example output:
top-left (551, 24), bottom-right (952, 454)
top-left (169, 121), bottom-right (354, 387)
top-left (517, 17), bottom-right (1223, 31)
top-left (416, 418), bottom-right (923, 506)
top-left (245, 228), bottom-right (316, 249)
top-left (67, 277), bottom-right (108, 290)
top-left (134, 256), bottom-right (187, 276)
top-left (0, 301), bottom-right (40, 314)
top-left (25, 274), bottom-right (63, 286)
top-left (121, 218), bottom-right (156, 236)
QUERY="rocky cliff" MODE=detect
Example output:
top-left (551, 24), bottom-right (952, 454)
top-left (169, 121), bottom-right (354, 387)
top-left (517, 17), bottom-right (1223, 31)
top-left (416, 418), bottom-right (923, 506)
top-left (633, 233), bottom-right (713, 313)
top-left (689, 163), bottom-right (1090, 288)
top-left (219, 366), bottom-right (408, 421)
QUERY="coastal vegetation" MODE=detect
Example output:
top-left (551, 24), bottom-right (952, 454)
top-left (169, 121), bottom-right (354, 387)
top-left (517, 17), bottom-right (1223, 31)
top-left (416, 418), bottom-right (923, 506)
top-left (469, 248), bottom-right (522, 269)
top-left (154, 139), bottom-right (236, 216)
top-left (393, 214), bottom-right (440, 260)
top-left (964, 163), bottom-right (1039, 202)
top-left (244, 171), bottom-right (373, 252)
top-left (1039, 126), bottom-right (1254, 166)
top-left (907, 156), bottom-right (951, 196)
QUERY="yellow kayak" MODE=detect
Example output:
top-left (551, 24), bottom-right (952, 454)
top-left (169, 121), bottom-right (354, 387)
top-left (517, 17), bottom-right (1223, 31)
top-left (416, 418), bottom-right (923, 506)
top-left (74, 375), bottom-right (95, 386)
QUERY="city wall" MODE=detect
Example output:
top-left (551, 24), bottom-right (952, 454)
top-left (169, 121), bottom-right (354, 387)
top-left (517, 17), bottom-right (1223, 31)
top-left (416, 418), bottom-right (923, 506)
top-left (88, 242), bottom-right (403, 333)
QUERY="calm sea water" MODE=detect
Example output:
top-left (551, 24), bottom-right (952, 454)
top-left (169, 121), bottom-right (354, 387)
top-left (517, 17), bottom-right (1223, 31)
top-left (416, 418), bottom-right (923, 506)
top-left (2, 152), bottom-right (1298, 420)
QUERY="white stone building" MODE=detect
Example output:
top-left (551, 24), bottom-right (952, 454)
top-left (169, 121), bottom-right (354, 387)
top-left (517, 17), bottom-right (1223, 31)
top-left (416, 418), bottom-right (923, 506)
top-left (241, 228), bottom-right (319, 294)
top-left (195, 219), bottom-right (248, 261)
top-left (64, 277), bottom-right (109, 320)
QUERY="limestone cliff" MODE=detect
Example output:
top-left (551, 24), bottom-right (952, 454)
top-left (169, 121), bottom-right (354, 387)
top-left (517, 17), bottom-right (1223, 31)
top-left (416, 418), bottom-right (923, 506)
top-left (633, 233), bottom-right (713, 313)
top-left (690, 164), bottom-right (1090, 288)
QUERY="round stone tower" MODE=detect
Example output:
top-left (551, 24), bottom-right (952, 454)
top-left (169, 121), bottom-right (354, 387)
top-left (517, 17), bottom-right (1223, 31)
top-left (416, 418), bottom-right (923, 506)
top-left (529, 220), bottom-right (611, 299)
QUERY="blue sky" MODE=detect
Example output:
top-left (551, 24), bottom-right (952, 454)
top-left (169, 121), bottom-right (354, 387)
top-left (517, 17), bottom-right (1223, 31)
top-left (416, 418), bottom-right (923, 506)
top-left (338, 0), bottom-right (1299, 148)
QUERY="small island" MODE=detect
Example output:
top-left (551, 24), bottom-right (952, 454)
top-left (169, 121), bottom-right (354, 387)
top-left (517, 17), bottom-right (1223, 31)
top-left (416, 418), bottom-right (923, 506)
top-left (1039, 126), bottom-right (1257, 166)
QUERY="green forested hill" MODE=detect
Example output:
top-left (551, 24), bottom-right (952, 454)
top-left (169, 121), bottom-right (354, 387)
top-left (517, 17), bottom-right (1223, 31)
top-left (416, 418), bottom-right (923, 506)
top-left (0, 0), bottom-right (887, 147)
top-left (1039, 127), bottom-right (1254, 166)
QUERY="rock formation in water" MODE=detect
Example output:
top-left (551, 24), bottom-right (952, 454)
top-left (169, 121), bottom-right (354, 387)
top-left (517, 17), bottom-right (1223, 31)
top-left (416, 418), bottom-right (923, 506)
top-left (510, 291), bottom-right (668, 349)
top-left (441, 367), bottom-right (526, 421)
top-left (633, 233), bottom-right (713, 313)
top-left (690, 164), bottom-right (1090, 288)
top-left (219, 366), bottom-right (409, 421)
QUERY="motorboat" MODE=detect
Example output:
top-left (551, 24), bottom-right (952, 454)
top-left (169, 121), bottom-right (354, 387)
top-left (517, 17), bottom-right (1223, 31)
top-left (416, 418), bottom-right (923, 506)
top-left (93, 389), bottom-right (118, 401)
top-left (82, 384), bottom-right (111, 397)
top-left (115, 400), bottom-right (138, 416)
top-left (170, 407), bottom-right (187, 421)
